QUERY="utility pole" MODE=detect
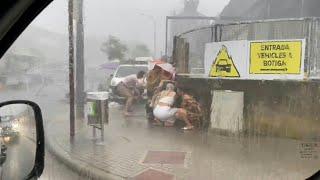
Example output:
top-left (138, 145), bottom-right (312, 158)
top-left (75, 0), bottom-right (85, 119)
top-left (153, 20), bottom-right (156, 58)
top-left (300, 0), bottom-right (304, 17)
top-left (165, 17), bottom-right (168, 57)
top-left (68, 0), bottom-right (75, 137)
top-left (267, 0), bottom-right (271, 18)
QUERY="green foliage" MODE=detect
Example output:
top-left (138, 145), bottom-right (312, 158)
top-left (101, 35), bottom-right (128, 61)
top-left (130, 44), bottom-right (151, 58)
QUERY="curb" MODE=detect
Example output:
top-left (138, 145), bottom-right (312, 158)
top-left (45, 122), bottom-right (124, 180)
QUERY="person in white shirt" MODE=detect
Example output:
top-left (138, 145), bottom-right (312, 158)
top-left (116, 71), bottom-right (145, 116)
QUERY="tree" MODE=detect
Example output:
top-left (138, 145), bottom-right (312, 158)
top-left (130, 44), bottom-right (151, 58)
top-left (101, 35), bottom-right (128, 61)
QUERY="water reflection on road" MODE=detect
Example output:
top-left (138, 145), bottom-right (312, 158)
top-left (0, 85), bottom-right (319, 179)
top-left (0, 85), bottom-right (80, 179)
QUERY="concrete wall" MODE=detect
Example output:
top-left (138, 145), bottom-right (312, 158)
top-left (176, 75), bottom-right (320, 140)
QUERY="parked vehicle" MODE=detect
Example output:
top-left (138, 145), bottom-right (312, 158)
top-left (109, 64), bottom-right (148, 103)
top-left (0, 115), bottom-right (20, 144)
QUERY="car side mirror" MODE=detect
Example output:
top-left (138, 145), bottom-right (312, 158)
top-left (0, 101), bottom-right (44, 180)
top-left (110, 74), bottom-right (114, 78)
top-left (0, 144), bottom-right (7, 166)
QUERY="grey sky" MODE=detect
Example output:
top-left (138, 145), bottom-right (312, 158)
top-left (31, 0), bottom-right (230, 59)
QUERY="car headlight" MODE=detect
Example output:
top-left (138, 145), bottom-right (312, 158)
top-left (3, 137), bottom-right (10, 143)
top-left (12, 122), bottom-right (19, 131)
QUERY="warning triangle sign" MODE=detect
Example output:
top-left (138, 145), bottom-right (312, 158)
top-left (210, 45), bottom-right (240, 77)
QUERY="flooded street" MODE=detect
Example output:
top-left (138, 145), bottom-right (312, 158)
top-left (5, 83), bottom-right (314, 179)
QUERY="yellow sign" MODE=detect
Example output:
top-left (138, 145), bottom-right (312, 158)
top-left (250, 40), bottom-right (302, 74)
top-left (210, 45), bottom-right (240, 77)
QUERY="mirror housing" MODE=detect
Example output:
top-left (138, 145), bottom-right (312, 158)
top-left (0, 101), bottom-right (44, 180)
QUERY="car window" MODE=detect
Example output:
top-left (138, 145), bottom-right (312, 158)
top-left (0, 0), bottom-right (320, 180)
top-left (115, 66), bottom-right (148, 77)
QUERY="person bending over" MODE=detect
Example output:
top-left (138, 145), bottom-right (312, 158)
top-left (116, 70), bottom-right (145, 116)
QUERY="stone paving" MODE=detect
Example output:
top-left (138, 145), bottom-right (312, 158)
top-left (46, 103), bottom-right (320, 180)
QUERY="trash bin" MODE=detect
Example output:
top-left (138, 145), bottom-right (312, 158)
top-left (86, 92), bottom-right (109, 144)
top-left (86, 92), bottom-right (109, 126)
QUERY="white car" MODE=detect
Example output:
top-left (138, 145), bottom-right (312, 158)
top-left (109, 64), bottom-right (148, 103)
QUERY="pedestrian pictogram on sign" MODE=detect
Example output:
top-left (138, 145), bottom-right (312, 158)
top-left (210, 45), bottom-right (240, 77)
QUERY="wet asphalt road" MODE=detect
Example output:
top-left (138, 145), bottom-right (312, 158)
top-left (0, 136), bottom-right (35, 180)
top-left (40, 150), bottom-right (82, 180)
top-left (0, 136), bottom-right (80, 180)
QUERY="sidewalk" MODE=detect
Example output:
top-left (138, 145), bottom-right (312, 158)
top-left (46, 103), bottom-right (319, 180)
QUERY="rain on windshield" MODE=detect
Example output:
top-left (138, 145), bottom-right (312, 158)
top-left (0, 0), bottom-right (319, 179)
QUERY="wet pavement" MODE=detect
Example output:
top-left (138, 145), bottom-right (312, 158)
top-left (1, 86), bottom-right (319, 179)
top-left (46, 103), bottom-right (320, 180)
top-left (40, 151), bottom-right (84, 180)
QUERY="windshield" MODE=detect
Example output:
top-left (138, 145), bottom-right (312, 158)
top-left (0, 0), bottom-right (320, 180)
top-left (115, 66), bottom-right (148, 77)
